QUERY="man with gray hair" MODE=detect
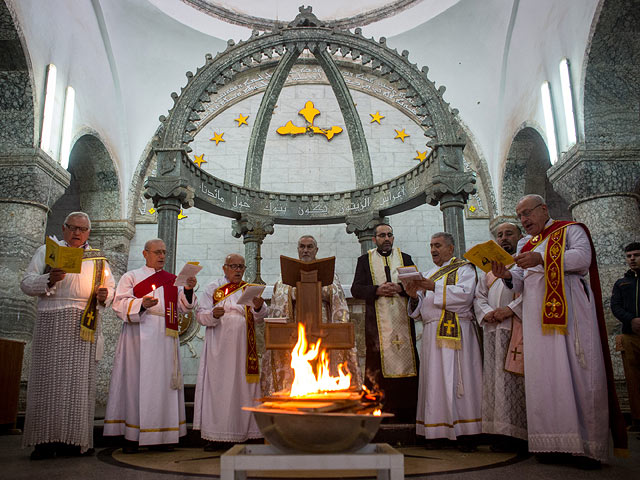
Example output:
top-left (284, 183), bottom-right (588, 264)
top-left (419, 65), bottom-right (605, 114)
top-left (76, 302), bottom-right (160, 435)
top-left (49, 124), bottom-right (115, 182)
top-left (21, 212), bottom-right (115, 459)
top-left (406, 232), bottom-right (481, 451)
top-left (491, 194), bottom-right (627, 466)
top-left (262, 234), bottom-right (361, 395)
top-left (473, 222), bottom-right (526, 452)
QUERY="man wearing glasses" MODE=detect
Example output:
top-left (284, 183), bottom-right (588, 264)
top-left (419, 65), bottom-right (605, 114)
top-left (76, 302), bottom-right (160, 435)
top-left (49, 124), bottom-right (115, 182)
top-left (104, 238), bottom-right (197, 453)
top-left (351, 224), bottom-right (419, 423)
top-left (193, 254), bottom-right (267, 451)
top-left (491, 194), bottom-right (627, 467)
top-left (21, 212), bottom-right (115, 459)
top-left (262, 235), bottom-right (361, 396)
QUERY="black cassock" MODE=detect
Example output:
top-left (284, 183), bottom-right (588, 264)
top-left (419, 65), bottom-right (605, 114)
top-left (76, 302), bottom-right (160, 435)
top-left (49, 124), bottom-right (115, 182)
top-left (351, 250), bottom-right (419, 423)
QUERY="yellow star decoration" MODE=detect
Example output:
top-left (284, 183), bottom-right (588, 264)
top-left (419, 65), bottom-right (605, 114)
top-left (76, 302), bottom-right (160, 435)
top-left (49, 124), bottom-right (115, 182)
top-left (178, 209), bottom-right (188, 220)
top-left (193, 153), bottom-right (207, 167)
top-left (394, 129), bottom-right (410, 142)
top-left (210, 132), bottom-right (225, 145)
top-left (148, 207), bottom-right (156, 215)
top-left (414, 150), bottom-right (427, 162)
top-left (469, 205), bottom-right (476, 213)
top-left (235, 114), bottom-right (249, 127)
top-left (370, 112), bottom-right (385, 124)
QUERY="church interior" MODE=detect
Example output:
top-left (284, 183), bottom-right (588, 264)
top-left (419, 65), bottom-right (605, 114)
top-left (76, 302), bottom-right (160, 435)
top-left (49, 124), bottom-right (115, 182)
top-left (1, 0), bottom-right (639, 478)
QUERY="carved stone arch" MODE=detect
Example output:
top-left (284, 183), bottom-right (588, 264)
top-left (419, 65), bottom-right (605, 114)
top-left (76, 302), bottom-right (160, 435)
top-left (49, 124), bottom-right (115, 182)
top-left (47, 133), bottom-right (121, 234)
top-left (147, 7), bottom-right (475, 270)
top-left (501, 126), bottom-right (570, 223)
top-left (0, 0), bottom-right (36, 152)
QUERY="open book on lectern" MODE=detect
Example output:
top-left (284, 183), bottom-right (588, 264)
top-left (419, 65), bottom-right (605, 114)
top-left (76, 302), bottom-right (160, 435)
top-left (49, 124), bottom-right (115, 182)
top-left (280, 255), bottom-right (335, 287)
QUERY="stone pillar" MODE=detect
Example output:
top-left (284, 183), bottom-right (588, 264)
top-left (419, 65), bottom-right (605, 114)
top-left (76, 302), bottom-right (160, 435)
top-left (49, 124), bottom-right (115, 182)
top-left (548, 146), bottom-right (640, 412)
top-left (88, 220), bottom-right (136, 406)
top-left (345, 213), bottom-right (385, 255)
top-left (548, 146), bottom-right (640, 327)
top-left (439, 193), bottom-right (467, 256)
top-left (144, 177), bottom-right (194, 274)
top-left (232, 214), bottom-right (275, 284)
top-left (428, 144), bottom-right (476, 258)
top-left (0, 149), bottom-right (70, 342)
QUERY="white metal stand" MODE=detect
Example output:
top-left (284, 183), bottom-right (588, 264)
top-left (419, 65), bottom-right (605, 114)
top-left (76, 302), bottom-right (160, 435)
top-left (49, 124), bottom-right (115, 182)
top-left (220, 443), bottom-right (404, 480)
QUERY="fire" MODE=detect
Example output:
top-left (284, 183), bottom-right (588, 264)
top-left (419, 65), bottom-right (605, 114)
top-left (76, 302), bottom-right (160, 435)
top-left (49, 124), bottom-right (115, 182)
top-left (289, 323), bottom-right (351, 397)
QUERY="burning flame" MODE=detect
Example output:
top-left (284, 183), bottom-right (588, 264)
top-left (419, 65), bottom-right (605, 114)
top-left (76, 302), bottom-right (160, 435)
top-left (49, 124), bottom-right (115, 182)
top-left (373, 409), bottom-right (382, 416)
top-left (289, 323), bottom-right (351, 397)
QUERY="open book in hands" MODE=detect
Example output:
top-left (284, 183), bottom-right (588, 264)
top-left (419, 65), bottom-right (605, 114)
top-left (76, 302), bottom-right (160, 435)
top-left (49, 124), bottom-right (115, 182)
top-left (397, 265), bottom-right (423, 287)
top-left (463, 239), bottom-right (515, 273)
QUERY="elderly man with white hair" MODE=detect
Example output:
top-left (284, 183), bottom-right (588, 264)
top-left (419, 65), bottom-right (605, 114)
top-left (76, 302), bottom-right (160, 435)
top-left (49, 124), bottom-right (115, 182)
top-left (193, 253), bottom-right (267, 451)
top-left (21, 212), bottom-right (115, 459)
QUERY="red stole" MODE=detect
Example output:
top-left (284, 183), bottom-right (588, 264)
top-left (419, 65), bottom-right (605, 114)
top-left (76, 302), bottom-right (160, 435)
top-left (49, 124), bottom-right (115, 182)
top-left (521, 220), bottom-right (575, 335)
top-left (213, 281), bottom-right (260, 383)
top-left (522, 220), bottom-right (628, 455)
top-left (133, 270), bottom-right (179, 337)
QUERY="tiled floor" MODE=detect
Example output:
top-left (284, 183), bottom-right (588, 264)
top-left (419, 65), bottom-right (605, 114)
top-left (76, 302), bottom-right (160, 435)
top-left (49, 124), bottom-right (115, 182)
top-left (2, 433), bottom-right (639, 480)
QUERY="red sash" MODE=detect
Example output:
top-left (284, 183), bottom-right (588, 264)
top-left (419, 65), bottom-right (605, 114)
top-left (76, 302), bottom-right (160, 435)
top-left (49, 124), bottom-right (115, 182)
top-left (213, 281), bottom-right (260, 383)
top-left (133, 270), bottom-right (179, 337)
top-left (522, 220), bottom-right (628, 455)
top-left (521, 220), bottom-right (574, 335)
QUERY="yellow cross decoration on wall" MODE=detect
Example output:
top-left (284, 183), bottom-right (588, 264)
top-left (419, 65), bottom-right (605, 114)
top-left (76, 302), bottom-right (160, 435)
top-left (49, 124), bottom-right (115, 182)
top-left (148, 207), bottom-right (156, 215)
top-left (193, 154), bottom-right (207, 167)
top-left (178, 209), bottom-right (188, 220)
top-left (276, 100), bottom-right (343, 141)
top-left (210, 132), bottom-right (225, 145)
top-left (370, 111), bottom-right (384, 124)
top-left (394, 129), bottom-right (410, 142)
top-left (235, 114), bottom-right (249, 126)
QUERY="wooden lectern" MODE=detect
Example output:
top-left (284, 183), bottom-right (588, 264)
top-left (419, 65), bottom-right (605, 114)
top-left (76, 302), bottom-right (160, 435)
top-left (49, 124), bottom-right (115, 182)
top-left (265, 255), bottom-right (355, 350)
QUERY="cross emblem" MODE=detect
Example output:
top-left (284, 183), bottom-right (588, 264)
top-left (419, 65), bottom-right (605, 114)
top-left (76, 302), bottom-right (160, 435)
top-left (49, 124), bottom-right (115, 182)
top-left (86, 311), bottom-right (94, 322)
top-left (443, 319), bottom-right (456, 335)
top-left (511, 346), bottom-right (522, 361)
top-left (391, 335), bottom-right (403, 351)
top-left (545, 298), bottom-right (562, 312)
top-left (276, 101), bottom-right (343, 141)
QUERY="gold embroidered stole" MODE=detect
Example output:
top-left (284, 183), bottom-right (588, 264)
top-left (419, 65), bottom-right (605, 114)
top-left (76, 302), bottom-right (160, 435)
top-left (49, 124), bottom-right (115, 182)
top-left (429, 257), bottom-right (469, 350)
top-left (80, 249), bottom-right (107, 343)
top-left (368, 248), bottom-right (417, 378)
top-left (521, 221), bottom-right (575, 335)
top-left (213, 281), bottom-right (259, 383)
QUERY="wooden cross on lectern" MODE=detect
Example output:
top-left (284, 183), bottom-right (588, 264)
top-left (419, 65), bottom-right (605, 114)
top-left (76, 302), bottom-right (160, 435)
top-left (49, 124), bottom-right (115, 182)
top-left (264, 255), bottom-right (355, 350)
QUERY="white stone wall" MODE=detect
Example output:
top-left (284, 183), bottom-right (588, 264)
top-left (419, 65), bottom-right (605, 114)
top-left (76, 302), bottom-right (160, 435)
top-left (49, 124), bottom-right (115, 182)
top-left (128, 84), bottom-right (491, 383)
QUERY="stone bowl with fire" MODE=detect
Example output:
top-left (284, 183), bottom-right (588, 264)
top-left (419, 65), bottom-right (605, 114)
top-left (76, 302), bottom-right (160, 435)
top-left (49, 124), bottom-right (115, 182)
top-left (244, 323), bottom-right (391, 453)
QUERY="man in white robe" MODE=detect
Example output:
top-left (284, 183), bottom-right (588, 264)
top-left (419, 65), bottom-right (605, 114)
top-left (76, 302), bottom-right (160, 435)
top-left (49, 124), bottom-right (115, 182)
top-left (407, 232), bottom-right (481, 451)
top-left (261, 235), bottom-right (361, 395)
top-left (104, 239), bottom-right (197, 452)
top-left (473, 222), bottom-right (526, 451)
top-left (492, 194), bottom-right (627, 467)
top-left (21, 212), bottom-right (114, 459)
top-left (193, 254), bottom-right (267, 450)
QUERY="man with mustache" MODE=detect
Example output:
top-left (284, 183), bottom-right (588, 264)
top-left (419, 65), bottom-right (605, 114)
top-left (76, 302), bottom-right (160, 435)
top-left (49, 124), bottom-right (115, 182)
top-left (262, 235), bottom-right (361, 395)
top-left (193, 254), bottom-right (267, 451)
top-left (473, 222), bottom-right (527, 452)
top-left (104, 239), bottom-right (197, 453)
top-left (406, 232), bottom-right (480, 451)
top-left (492, 194), bottom-right (627, 467)
top-left (351, 224), bottom-right (419, 423)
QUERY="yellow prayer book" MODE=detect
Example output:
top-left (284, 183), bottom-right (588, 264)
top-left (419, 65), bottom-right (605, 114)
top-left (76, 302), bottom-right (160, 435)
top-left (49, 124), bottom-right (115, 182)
top-left (463, 239), bottom-right (515, 273)
top-left (45, 236), bottom-right (83, 273)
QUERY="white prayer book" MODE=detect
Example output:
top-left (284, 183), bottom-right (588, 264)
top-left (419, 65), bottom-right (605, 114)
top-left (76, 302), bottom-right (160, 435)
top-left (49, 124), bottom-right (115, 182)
top-left (264, 317), bottom-right (288, 323)
top-left (397, 265), bottom-right (422, 283)
top-left (237, 284), bottom-right (266, 306)
top-left (174, 262), bottom-right (203, 286)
